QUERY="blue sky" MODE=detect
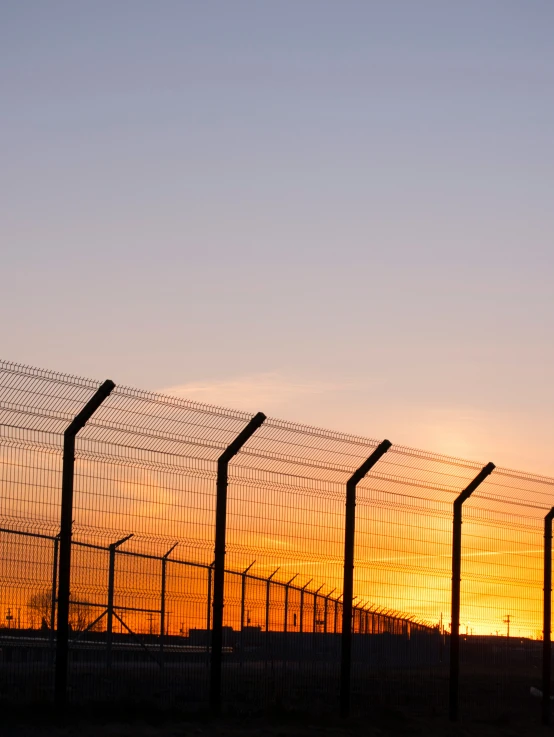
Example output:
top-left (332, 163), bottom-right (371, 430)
top-left (2, 1), bottom-right (553, 472)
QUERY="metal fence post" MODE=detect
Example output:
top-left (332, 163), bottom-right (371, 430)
top-left (240, 561), bottom-right (256, 632)
top-left (449, 462), bottom-right (495, 722)
top-left (324, 588), bottom-right (336, 634)
top-left (351, 598), bottom-right (359, 634)
top-left (240, 561), bottom-right (255, 667)
top-left (543, 508), bottom-right (554, 725)
top-left (160, 543), bottom-right (178, 662)
top-left (206, 561), bottom-right (214, 663)
top-left (266, 567), bottom-right (279, 634)
top-left (323, 589), bottom-right (333, 634)
top-left (50, 534), bottom-right (60, 660)
top-left (340, 439), bottom-right (392, 718)
top-left (55, 380), bottom-right (115, 710)
top-left (313, 584), bottom-right (324, 633)
top-left (107, 534), bottom-right (133, 670)
top-left (300, 580), bottom-right (312, 634)
top-left (284, 574), bottom-right (298, 633)
top-left (210, 412), bottom-right (266, 714)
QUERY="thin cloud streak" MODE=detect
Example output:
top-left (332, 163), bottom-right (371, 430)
top-left (160, 372), bottom-right (358, 415)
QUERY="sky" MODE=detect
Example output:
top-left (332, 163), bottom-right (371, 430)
top-left (2, 1), bottom-right (554, 475)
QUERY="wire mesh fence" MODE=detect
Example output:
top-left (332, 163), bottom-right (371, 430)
top-left (1, 359), bottom-right (553, 724)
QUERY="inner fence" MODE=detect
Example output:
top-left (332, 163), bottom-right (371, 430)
top-left (0, 359), bottom-right (553, 723)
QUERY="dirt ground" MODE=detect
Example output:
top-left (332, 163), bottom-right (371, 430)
top-left (1, 644), bottom-right (550, 737)
top-left (2, 709), bottom-right (552, 737)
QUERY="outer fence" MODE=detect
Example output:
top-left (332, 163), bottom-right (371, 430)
top-left (0, 359), bottom-right (553, 724)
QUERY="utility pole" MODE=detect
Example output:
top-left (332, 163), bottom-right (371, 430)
top-left (503, 614), bottom-right (511, 638)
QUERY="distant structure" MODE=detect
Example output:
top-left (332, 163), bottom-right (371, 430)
top-left (504, 614), bottom-right (511, 638)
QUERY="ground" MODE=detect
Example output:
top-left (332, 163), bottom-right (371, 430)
top-left (2, 709), bottom-right (552, 737)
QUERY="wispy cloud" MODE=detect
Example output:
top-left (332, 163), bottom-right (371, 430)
top-left (160, 372), bottom-right (356, 415)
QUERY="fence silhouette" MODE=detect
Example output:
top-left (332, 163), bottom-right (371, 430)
top-left (0, 359), bottom-right (553, 723)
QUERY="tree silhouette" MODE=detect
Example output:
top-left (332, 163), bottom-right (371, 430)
top-left (27, 589), bottom-right (101, 632)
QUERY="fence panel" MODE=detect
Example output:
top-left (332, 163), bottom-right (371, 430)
top-left (351, 446), bottom-right (481, 713)
top-left (2, 359), bottom-right (554, 724)
top-left (65, 387), bottom-right (253, 708)
top-left (458, 470), bottom-right (550, 721)
top-left (0, 404), bottom-right (65, 704)
top-left (219, 420), bottom-right (382, 711)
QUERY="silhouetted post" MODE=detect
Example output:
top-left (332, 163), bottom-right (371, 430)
top-left (55, 380), bottom-right (115, 710)
top-left (240, 561), bottom-right (255, 631)
top-left (107, 534), bottom-right (133, 670)
top-left (210, 412), bottom-right (266, 714)
top-left (284, 574), bottom-right (298, 633)
top-left (335, 595), bottom-right (342, 635)
top-left (299, 580), bottom-right (312, 633)
top-left (206, 561), bottom-right (214, 663)
top-left (365, 604), bottom-right (371, 635)
top-left (265, 567), bottom-right (279, 634)
top-left (50, 534), bottom-right (60, 659)
top-left (449, 462), bottom-right (495, 722)
top-left (340, 440), bottom-right (392, 718)
top-left (283, 574), bottom-right (298, 671)
top-left (313, 584), bottom-right (324, 633)
top-left (324, 588), bottom-right (336, 634)
top-left (160, 543), bottom-right (177, 661)
top-left (351, 597), bottom-right (360, 634)
top-left (240, 561), bottom-right (255, 667)
top-left (543, 508), bottom-right (554, 725)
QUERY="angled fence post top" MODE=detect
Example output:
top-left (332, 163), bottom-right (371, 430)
top-left (347, 439), bottom-right (392, 487)
top-left (163, 542), bottom-right (178, 559)
top-left (110, 533), bottom-right (133, 550)
top-left (218, 412), bottom-right (267, 464)
top-left (65, 380), bottom-right (116, 435)
top-left (454, 462), bottom-right (496, 506)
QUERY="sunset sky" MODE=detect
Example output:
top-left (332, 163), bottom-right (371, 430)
top-left (2, 1), bottom-right (554, 475)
